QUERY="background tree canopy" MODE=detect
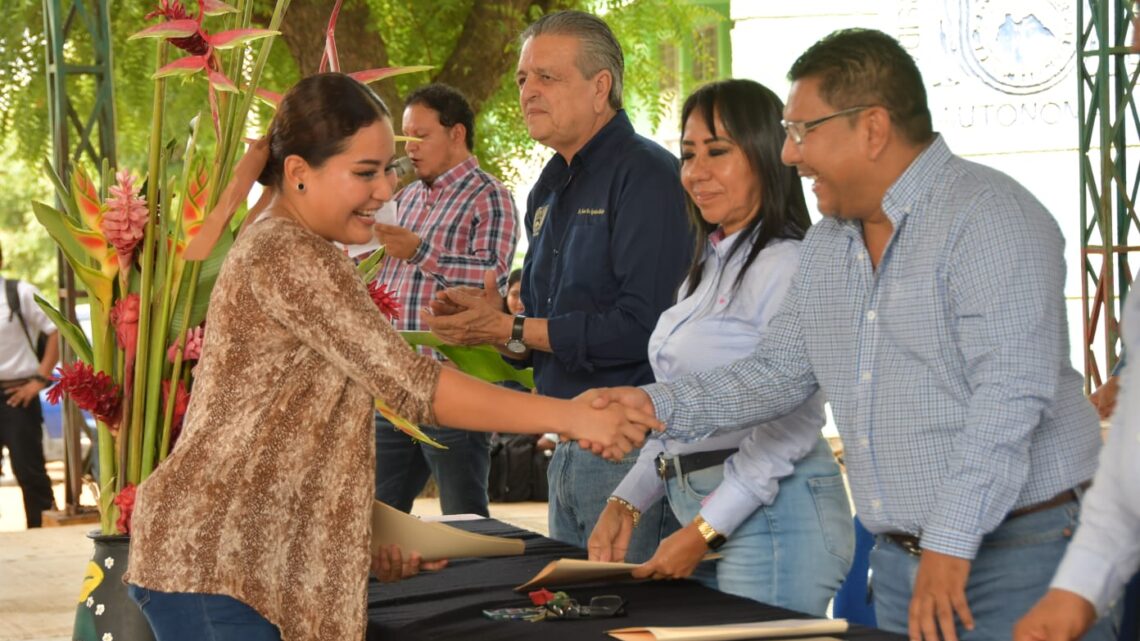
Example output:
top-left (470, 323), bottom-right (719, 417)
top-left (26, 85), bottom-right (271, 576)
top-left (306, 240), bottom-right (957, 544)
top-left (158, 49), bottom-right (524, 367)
top-left (0, 0), bottom-right (716, 293)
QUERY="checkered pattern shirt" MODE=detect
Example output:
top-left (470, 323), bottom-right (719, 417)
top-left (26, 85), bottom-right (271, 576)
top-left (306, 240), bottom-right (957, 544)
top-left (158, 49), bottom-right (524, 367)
top-left (644, 136), bottom-right (1101, 559)
top-left (376, 156), bottom-right (518, 332)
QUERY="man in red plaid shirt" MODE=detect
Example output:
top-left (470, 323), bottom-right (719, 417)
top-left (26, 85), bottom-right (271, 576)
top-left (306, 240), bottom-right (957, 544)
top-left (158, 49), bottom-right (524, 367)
top-left (373, 83), bottom-right (519, 516)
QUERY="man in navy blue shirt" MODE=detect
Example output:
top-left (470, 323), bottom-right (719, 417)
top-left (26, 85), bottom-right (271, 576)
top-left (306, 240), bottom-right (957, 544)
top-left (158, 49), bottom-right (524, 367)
top-left (425, 10), bottom-right (692, 561)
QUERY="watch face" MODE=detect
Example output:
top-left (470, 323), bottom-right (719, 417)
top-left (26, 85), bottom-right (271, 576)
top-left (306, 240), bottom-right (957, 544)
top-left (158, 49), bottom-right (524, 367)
top-left (505, 339), bottom-right (526, 354)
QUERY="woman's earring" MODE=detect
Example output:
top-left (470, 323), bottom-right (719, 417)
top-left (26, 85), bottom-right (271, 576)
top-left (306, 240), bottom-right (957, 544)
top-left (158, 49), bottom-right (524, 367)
top-left (297, 182), bottom-right (305, 192)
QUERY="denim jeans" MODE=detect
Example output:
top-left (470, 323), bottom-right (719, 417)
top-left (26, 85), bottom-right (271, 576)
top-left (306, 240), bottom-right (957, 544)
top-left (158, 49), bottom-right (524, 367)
top-left (871, 500), bottom-right (1122, 641)
top-left (128, 585), bottom-right (281, 641)
top-left (547, 442), bottom-right (680, 563)
top-left (374, 414), bottom-right (491, 516)
top-left (663, 437), bottom-right (854, 615)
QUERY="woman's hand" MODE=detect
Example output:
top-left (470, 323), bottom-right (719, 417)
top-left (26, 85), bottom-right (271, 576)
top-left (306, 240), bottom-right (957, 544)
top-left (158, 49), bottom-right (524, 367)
top-left (631, 523), bottom-right (708, 580)
top-left (371, 544), bottom-right (448, 583)
top-left (588, 501), bottom-right (636, 562)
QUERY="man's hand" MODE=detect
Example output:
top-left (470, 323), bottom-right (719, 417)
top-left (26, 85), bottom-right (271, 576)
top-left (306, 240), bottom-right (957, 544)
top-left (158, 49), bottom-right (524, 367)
top-left (421, 270), bottom-right (509, 346)
top-left (4, 380), bottom-right (45, 408)
top-left (565, 400), bottom-right (660, 461)
top-left (909, 549), bottom-right (975, 641)
top-left (373, 223), bottom-right (422, 261)
top-left (1089, 375), bottom-right (1119, 420)
top-left (371, 544), bottom-right (448, 583)
top-left (631, 523), bottom-right (707, 580)
top-left (588, 501), bottom-right (636, 562)
top-left (1013, 588), bottom-right (1096, 641)
top-left (585, 386), bottom-right (656, 416)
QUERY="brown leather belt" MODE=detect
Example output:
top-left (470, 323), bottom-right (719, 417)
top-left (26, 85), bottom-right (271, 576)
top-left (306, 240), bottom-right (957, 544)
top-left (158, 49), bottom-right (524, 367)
top-left (0, 378), bottom-right (31, 390)
top-left (884, 481), bottom-right (1091, 556)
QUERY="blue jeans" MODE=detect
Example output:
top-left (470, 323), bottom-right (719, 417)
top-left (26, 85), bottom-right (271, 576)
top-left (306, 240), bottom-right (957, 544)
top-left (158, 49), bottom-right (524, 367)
top-left (548, 442), bottom-right (679, 563)
top-left (374, 415), bottom-right (491, 516)
top-left (128, 585), bottom-right (281, 641)
top-left (663, 437), bottom-right (853, 615)
top-left (871, 500), bottom-right (1122, 641)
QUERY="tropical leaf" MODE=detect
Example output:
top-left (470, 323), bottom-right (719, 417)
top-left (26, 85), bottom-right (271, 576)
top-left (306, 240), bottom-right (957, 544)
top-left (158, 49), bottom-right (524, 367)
top-left (201, 0), bottom-right (238, 16)
top-left (375, 399), bottom-right (446, 449)
top-left (153, 55), bottom-right (209, 79)
top-left (401, 331), bottom-right (534, 389)
top-left (34, 294), bottom-right (94, 365)
top-left (42, 159), bottom-right (79, 222)
top-left (205, 68), bottom-right (238, 93)
top-left (355, 246), bottom-right (386, 283)
top-left (168, 225), bottom-right (233, 330)
top-left (348, 65), bottom-right (433, 85)
top-left (253, 87), bottom-right (282, 109)
top-left (206, 28), bottom-right (279, 50)
top-left (128, 19), bottom-right (199, 41)
top-left (30, 201), bottom-right (90, 268)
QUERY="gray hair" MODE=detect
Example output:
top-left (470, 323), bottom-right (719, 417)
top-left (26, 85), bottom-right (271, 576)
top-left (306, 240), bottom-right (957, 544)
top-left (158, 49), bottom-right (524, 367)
top-left (520, 10), bottom-right (624, 111)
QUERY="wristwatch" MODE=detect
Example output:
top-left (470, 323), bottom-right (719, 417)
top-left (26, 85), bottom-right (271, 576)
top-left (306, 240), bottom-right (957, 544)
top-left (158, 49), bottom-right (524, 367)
top-left (693, 515), bottom-right (726, 550)
top-left (505, 315), bottom-right (527, 354)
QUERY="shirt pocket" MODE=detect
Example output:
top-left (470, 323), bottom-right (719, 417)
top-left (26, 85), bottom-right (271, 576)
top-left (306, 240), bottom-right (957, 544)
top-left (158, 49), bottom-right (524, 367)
top-left (882, 270), bottom-right (947, 363)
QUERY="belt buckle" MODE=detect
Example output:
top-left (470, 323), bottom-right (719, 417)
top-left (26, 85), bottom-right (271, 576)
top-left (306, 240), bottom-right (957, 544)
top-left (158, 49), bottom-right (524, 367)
top-left (655, 454), bottom-right (669, 479)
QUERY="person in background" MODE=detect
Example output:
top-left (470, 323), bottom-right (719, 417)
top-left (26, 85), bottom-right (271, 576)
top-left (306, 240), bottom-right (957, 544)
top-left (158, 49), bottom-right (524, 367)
top-left (124, 72), bottom-right (657, 641)
top-left (423, 10), bottom-right (692, 561)
top-left (0, 241), bottom-right (59, 528)
top-left (371, 83), bottom-right (518, 517)
top-left (588, 79), bottom-right (853, 615)
top-left (585, 28), bottom-right (1116, 641)
top-left (1013, 287), bottom-right (1139, 640)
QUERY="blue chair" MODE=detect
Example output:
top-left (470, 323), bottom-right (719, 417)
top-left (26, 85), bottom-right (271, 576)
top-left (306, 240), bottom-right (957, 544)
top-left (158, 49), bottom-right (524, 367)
top-left (832, 515), bottom-right (876, 625)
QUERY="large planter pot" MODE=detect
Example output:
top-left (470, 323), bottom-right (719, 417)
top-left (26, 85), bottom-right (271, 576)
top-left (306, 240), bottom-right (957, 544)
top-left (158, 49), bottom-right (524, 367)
top-left (73, 532), bottom-right (155, 641)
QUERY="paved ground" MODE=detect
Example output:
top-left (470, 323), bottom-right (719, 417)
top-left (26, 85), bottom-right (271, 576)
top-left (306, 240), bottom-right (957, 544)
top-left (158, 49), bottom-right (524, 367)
top-left (0, 463), bottom-right (550, 641)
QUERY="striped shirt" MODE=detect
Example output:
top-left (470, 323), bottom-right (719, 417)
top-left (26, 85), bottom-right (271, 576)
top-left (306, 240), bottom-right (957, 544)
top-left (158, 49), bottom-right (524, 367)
top-left (644, 136), bottom-right (1101, 560)
top-left (376, 156), bottom-right (518, 331)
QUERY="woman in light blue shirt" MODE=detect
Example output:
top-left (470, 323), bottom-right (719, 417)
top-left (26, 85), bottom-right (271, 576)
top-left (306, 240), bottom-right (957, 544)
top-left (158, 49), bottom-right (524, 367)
top-left (588, 79), bottom-right (854, 615)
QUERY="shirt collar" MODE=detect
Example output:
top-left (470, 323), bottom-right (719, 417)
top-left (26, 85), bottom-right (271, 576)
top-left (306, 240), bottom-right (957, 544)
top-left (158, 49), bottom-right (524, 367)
top-left (536, 110), bottom-right (634, 188)
top-left (881, 134), bottom-right (951, 226)
top-left (425, 155), bottom-right (479, 194)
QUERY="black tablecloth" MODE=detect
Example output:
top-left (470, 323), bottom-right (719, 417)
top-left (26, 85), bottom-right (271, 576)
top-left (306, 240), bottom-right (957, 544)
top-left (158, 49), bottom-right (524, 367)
top-left (365, 519), bottom-right (906, 641)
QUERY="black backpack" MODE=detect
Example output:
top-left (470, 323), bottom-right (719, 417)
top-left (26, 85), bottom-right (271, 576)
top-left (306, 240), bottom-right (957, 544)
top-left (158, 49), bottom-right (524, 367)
top-left (487, 433), bottom-right (551, 502)
top-left (4, 278), bottom-right (48, 359)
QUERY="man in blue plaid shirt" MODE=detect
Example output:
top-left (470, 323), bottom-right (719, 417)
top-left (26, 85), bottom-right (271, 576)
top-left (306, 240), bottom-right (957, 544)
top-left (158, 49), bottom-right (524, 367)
top-left (589, 29), bottom-right (1115, 641)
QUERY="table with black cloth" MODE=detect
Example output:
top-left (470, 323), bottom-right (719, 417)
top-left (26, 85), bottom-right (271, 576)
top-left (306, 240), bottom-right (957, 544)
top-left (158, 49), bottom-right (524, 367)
top-left (365, 518), bottom-right (906, 641)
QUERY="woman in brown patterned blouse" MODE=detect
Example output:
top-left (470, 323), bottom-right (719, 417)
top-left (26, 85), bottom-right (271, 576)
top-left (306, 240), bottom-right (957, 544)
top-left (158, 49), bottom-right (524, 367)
top-left (123, 73), bottom-right (657, 641)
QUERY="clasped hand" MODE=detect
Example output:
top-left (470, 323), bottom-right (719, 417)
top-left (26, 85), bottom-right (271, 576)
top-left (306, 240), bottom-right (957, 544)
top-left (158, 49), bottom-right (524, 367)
top-left (571, 386), bottom-right (661, 461)
top-left (421, 270), bottom-right (509, 346)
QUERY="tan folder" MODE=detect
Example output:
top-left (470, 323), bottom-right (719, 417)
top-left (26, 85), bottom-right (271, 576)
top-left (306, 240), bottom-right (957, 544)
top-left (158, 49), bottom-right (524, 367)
top-left (369, 500), bottom-right (524, 562)
top-left (606, 619), bottom-right (848, 641)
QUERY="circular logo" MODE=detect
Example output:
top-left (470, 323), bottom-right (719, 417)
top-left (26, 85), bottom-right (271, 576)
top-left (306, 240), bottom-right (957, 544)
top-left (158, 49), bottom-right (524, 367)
top-left (961, 0), bottom-right (1075, 95)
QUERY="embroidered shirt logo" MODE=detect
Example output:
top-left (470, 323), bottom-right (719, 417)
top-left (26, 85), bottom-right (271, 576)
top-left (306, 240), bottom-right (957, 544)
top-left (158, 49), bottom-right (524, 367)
top-left (533, 205), bottom-right (550, 237)
top-left (577, 208), bottom-right (605, 216)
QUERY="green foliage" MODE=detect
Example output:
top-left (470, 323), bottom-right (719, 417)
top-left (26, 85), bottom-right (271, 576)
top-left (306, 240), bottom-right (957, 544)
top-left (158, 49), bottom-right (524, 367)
top-left (2, 0), bottom-right (719, 281)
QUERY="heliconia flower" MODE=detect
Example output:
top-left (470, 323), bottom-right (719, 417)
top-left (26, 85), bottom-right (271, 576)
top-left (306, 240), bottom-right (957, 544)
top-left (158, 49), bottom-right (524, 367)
top-left (110, 294), bottom-right (141, 356)
top-left (368, 281), bottom-right (402, 321)
top-left (167, 325), bottom-right (205, 363)
top-left (46, 362), bottom-right (122, 430)
top-left (101, 171), bottom-right (149, 272)
top-left (161, 379), bottom-right (191, 446)
top-left (144, 1), bottom-right (209, 55)
top-left (113, 483), bottom-right (137, 535)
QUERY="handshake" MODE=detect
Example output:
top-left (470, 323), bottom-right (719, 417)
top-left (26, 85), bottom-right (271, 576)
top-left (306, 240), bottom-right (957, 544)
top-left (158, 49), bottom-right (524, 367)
top-left (566, 387), bottom-right (663, 462)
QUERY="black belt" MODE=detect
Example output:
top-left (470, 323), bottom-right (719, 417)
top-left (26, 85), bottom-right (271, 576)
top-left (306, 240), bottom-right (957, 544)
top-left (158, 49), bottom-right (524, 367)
top-left (884, 480), bottom-right (1091, 556)
top-left (656, 449), bottom-right (737, 480)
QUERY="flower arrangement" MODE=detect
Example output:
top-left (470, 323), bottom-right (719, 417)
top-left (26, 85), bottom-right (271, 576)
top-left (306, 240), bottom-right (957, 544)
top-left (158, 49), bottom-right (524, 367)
top-left (30, 0), bottom-right (434, 535)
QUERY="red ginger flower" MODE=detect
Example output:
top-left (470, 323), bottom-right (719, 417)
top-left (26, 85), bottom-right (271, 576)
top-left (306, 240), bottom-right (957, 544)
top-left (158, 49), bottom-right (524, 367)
top-left (111, 294), bottom-right (141, 356)
top-left (46, 362), bottom-right (122, 429)
top-left (168, 325), bottom-right (205, 363)
top-left (101, 171), bottom-right (149, 272)
top-left (161, 379), bottom-right (191, 447)
top-left (368, 281), bottom-right (402, 321)
top-left (114, 483), bottom-right (138, 535)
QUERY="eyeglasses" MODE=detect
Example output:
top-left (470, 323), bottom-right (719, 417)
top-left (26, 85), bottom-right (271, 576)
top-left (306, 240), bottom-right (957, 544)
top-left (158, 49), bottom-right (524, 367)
top-left (781, 106), bottom-right (871, 145)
